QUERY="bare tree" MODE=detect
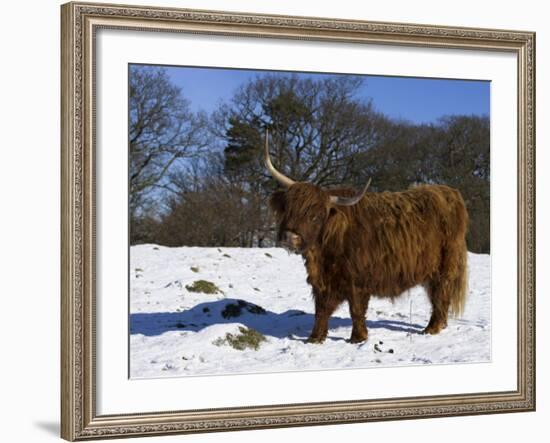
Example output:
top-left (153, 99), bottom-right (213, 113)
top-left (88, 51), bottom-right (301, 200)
top-left (129, 65), bottom-right (209, 218)
top-left (358, 115), bottom-right (490, 252)
top-left (213, 74), bottom-right (386, 191)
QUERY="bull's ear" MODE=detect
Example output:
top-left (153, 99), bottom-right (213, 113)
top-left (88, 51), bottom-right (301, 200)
top-left (269, 190), bottom-right (287, 216)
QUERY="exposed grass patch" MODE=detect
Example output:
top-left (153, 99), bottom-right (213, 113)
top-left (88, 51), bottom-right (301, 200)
top-left (190, 266), bottom-right (200, 273)
top-left (185, 280), bottom-right (221, 294)
top-left (221, 300), bottom-right (266, 319)
top-left (213, 327), bottom-right (266, 351)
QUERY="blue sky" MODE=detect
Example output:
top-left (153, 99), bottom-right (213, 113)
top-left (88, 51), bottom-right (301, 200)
top-left (161, 65), bottom-right (489, 124)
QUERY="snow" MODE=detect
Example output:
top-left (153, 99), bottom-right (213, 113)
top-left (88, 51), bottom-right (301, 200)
top-left (130, 245), bottom-right (491, 378)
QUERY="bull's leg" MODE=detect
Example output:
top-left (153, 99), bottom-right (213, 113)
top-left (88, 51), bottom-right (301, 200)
top-left (349, 292), bottom-right (370, 343)
top-left (307, 294), bottom-right (341, 344)
top-left (424, 241), bottom-right (468, 335)
top-left (423, 279), bottom-right (450, 335)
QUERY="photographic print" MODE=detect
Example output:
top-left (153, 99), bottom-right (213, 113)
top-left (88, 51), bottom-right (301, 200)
top-left (128, 64), bottom-right (491, 379)
top-left (61, 3), bottom-right (535, 439)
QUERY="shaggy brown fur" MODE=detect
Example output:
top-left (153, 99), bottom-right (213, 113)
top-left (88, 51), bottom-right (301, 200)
top-left (269, 183), bottom-right (468, 343)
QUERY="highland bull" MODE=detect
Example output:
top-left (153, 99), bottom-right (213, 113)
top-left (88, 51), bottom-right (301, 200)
top-left (264, 131), bottom-right (469, 344)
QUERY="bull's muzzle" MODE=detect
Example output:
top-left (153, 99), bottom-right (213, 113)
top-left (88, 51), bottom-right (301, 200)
top-left (280, 231), bottom-right (304, 253)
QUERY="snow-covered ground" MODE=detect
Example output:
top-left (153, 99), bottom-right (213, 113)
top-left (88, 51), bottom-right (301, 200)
top-left (130, 245), bottom-right (491, 378)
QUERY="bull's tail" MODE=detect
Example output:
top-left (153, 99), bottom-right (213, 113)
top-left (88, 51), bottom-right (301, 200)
top-left (448, 241), bottom-right (468, 317)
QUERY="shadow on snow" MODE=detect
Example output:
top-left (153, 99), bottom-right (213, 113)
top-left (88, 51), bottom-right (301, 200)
top-left (130, 298), bottom-right (424, 340)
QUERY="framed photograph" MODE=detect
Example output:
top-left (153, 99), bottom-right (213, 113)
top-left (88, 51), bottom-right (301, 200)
top-left (61, 1), bottom-right (536, 440)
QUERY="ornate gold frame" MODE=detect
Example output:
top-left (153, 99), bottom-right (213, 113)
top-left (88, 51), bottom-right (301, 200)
top-left (61, 2), bottom-right (536, 440)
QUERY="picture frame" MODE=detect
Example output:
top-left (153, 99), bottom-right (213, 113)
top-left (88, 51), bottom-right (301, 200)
top-left (60, 1), bottom-right (536, 440)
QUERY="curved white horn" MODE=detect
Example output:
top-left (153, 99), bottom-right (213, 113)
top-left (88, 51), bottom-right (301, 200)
top-left (330, 178), bottom-right (372, 206)
top-left (264, 129), bottom-right (295, 188)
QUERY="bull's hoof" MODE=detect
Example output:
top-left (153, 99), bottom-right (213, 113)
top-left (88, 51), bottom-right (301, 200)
top-left (306, 335), bottom-right (326, 344)
top-left (349, 332), bottom-right (368, 344)
top-left (422, 322), bottom-right (447, 335)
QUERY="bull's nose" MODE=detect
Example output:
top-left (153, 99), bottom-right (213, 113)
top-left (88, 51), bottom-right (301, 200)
top-left (284, 231), bottom-right (300, 243)
top-left (282, 231), bottom-right (302, 252)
